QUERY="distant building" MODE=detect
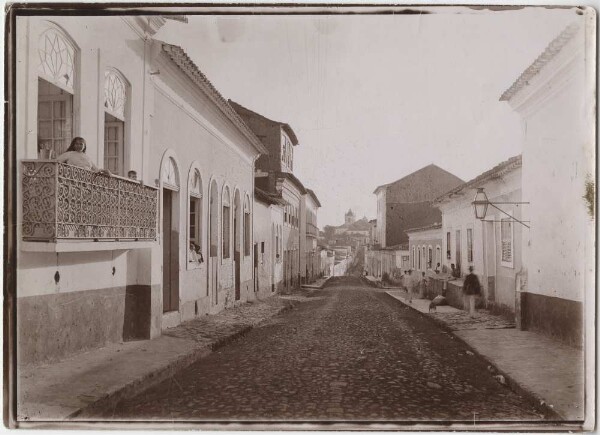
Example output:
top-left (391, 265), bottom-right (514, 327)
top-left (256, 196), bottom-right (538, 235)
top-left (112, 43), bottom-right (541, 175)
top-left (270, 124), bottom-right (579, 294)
top-left (365, 244), bottom-right (409, 279)
top-left (253, 187), bottom-right (285, 295)
top-left (434, 155), bottom-right (522, 317)
top-left (344, 209), bottom-right (356, 225)
top-left (374, 164), bottom-right (463, 248)
top-left (368, 219), bottom-right (378, 245)
top-left (304, 189), bottom-right (322, 283)
top-left (231, 100), bottom-right (322, 290)
top-left (406, 223), bottom-right (443, 274)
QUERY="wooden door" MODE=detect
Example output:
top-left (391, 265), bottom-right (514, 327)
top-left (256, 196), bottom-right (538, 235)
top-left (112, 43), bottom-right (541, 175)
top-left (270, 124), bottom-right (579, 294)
top-left (162, 189), bottom-right (179, 313)
top-left (104, 120), bottom-right (124, 175)
top-left (254, 243), bottom-right (259, 292)
top-left (234, 213), bottom-right (241, 300)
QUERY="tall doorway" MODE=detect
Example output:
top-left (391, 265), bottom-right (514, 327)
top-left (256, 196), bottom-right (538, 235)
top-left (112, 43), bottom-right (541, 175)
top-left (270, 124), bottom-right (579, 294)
top-left (162, 189), bottom-right (179, 313)
top-left (234, 191), bottom-right (241, 301)
top-left (209, 181), bottom-right (219, 305)
top-left (455, 229), bottom-right (462, 275)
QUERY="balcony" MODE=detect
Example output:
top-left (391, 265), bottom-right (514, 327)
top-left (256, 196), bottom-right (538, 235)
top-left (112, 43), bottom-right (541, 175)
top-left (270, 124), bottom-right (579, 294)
top-left (21, 160), bottom-right (158, 252)
top-left (307, 222), bottom-right (319, 238)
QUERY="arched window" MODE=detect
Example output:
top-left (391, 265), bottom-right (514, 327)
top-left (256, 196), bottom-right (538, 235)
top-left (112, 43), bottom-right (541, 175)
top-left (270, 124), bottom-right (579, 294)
top-left (222, 186), bottom-right (231, 260)
top-left (162, 157), bottom-right (179, 190)
top-left (37, 26), bottom-right (77, 157)
top-left (104, 69), bottom-right (128, 175)
top-left (428, 246), bottom-right (433, 269)
top-left (38, 27), bottom-right (75, 92)
top-left (188, 169), bottom-right (203, 265)
top-left (209, 180), bottom-right (219, 258)
top-left (244, 195), bottom-right (251, 256)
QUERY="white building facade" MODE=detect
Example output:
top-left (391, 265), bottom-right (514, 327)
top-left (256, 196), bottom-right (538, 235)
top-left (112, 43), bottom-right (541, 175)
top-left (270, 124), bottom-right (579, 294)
top-left (15, 16), bottom-right (267, 365)
top-left (435, 157), bottom-right (523, 317)
top-left (501, 17), bottom-right (595, 346)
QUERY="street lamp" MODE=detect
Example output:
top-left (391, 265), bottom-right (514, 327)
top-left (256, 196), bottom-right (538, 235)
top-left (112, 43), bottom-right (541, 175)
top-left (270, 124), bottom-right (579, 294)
top-left (472, 188), bottom-right (489, 220)
top-left (471, 187), bottom-right (530, 229)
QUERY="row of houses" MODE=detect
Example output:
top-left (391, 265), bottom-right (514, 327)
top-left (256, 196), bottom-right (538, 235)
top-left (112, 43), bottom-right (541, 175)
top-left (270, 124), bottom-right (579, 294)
top-left (15, 15), bottom-right (323, 366)
top-left (367, 17), bottom-right (594, 347)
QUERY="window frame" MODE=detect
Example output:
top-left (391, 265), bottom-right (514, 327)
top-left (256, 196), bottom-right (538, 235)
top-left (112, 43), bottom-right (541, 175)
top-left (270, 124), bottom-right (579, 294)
top-left (446, 231), bottom-right (451, 260)
top-left (244, 195), bottom-right (251, 257)
top-left (103, 68), bottom-right (129, 176)
top-left (467, 227), bottom-right (474, 263)
top-left (500, 215), bottom-right (514, 268)
top-left (222, 186), bottom-right (231, 261)
top-left (187, 169), bottom-right (203, 270)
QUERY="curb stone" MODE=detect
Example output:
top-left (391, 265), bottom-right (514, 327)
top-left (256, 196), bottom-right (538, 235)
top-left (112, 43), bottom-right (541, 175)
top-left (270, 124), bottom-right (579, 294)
top-left (383, 292), bottom-right (563, 421)
top-left (71, 300), bottom-right (298, 419)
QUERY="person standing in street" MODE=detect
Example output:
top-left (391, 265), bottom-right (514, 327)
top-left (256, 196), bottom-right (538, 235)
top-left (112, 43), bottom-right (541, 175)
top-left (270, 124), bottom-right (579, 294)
top-left (406, 269), bottom-right (414, 303)
top-left (420, 271), bottom-right (428, 298)
top-left (462, 266), bottom-right (481, 317)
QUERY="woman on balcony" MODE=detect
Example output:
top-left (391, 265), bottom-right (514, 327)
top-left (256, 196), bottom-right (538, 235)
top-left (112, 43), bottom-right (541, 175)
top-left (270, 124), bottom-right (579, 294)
top-left (57, 137), bottom-right (111, 176)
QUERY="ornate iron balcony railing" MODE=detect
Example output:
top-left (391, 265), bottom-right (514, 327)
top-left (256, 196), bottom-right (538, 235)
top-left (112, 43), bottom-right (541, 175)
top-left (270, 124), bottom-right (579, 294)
top-left (22, 160), bottom-right (158, 242)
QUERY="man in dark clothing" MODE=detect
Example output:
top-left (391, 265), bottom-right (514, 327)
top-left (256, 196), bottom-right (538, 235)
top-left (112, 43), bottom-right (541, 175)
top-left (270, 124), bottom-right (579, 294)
top-left (462, 266), bottom-right (481, 317)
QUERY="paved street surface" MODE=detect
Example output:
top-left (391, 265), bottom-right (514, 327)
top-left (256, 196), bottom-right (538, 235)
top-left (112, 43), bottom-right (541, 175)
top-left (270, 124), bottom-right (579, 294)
top-left (97, 276), bottom-right (544, 422)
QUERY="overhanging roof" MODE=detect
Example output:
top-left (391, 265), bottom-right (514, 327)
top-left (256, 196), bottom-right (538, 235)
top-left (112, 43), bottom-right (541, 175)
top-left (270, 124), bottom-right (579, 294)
top-left (160, 43), bottom-right (269, 156)
top-left (500, 22), bottom-right (580, 102)
top-left (434, 155), bottom-right (522, 204)
top-left (228, 100), bottom-right (299, 146)
top-left (255, 187), bottom-right (286, 206)
top-left (306, 188), bottom-right (322, 207)
top-left (405, 222), bottom-right (442, 234)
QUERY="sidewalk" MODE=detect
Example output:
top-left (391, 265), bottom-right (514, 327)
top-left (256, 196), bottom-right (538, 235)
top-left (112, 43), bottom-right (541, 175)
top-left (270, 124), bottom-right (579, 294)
top-left (301, 276), bottom-right (331, 289)
top-left (17, 295), bottom-right (303, 422)
top-left (386, 290), bottom-right (584, 421)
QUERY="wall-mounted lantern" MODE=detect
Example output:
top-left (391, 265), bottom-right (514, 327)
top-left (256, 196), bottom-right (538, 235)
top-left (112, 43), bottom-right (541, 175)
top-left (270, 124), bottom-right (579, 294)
top-left (471, 187), bottom-right (530, 229)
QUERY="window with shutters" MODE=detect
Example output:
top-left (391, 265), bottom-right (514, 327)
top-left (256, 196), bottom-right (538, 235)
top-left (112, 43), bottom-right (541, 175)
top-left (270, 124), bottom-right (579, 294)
top-left (188, 169), bottom-right (203, 268)
top-left (500, 217), bottom-right (514, 268)
top-left (104, 69), bottom-right (128, 175)
top-left (244, 196), bottom-right (251, 256)
top-left (37, 27), bottom-right (77, 158)
top-left (222, 186), bottom-right (231, 260)
top-left (467, 228), bottom-right (474, 262)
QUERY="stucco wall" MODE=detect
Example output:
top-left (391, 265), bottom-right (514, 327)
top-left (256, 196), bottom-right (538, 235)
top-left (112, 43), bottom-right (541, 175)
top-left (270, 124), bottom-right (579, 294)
top-left (439, 169), bottom-right (522, 313)
top-left (150, 57), bottom-right (257, 320)
top-left (408, 230), bottom-right (442, 273)
top-left (520, 78), bottom-right (590, 303)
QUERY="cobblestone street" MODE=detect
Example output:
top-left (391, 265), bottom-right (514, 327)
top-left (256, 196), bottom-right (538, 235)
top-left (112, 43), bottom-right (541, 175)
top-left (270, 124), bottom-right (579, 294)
top-left (98, 276), bottom-right (545, 422)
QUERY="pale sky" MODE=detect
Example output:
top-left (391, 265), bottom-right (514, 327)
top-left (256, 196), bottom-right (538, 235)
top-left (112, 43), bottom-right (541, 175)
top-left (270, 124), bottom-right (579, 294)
top-left (157, 7), bottom-right (577, 228)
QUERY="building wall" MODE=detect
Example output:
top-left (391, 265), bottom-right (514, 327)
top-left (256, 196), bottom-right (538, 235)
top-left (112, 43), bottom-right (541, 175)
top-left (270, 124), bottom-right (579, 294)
top-left (304, 194), bottom-right (320, 283)
top-left (253, 199), bottom-right (283, 297)
top-left (506, 20), bottom-right (594, 345)
top-left (439, 169), bottom-right (522, 315)
top-left (281, 181), bottom-right (302, 292)
top-left (408, 229), bottom-right (442, 273)
top-left (15, 16), bottom-right (159, 365)
top-left (375, 189), bottom-right (387, 247)
top-left (15, 16), bottom-right (263, 364)
top-left (151, 50), bottom-right (257, 322)
top-left (386, 202), bottom-right (441, 246)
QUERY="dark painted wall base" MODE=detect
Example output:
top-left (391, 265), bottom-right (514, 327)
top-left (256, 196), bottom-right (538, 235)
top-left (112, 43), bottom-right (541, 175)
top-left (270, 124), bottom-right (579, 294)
top-left (427, 278), bottom-right (485, 310)
top-left (521, 292), bottom-right (583, 348)
top-left (18, 284), bottom-right (153, 366)
top-left (123, 285), bottom-right (153, 341)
